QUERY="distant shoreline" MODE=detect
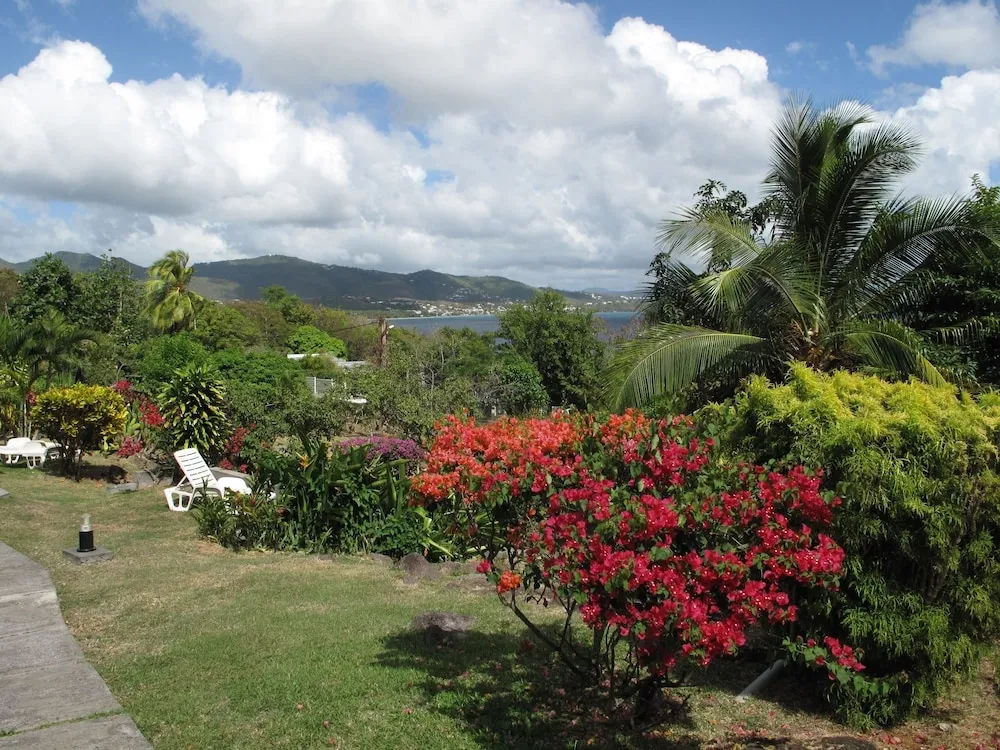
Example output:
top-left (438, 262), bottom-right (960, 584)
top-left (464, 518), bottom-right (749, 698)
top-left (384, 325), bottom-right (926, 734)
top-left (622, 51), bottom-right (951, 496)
top-left (390, 311), bottom-right (638, 336)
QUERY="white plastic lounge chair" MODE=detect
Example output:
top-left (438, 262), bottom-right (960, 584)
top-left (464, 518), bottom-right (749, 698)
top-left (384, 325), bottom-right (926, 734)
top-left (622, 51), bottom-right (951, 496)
top-left (19, 441), bottom-right (61, 469)
top-left (165, 448), bottom-right (251, 512)
top-left (0, 439), bottom-right (61, 468)
top-left (0, 437), bottom-right (33, 465)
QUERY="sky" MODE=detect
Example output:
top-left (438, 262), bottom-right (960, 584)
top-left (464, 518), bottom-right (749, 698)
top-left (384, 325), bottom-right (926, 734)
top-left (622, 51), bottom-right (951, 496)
top-left (0, 1), bottom-right (998, 291)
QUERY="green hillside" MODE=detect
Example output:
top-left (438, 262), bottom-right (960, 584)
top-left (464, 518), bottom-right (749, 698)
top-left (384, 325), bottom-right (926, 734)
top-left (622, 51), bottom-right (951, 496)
top-left (2, 252), bottom-right (597, 306)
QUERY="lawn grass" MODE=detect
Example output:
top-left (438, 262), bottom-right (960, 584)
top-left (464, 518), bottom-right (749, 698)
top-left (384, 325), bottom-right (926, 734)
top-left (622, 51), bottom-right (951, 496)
top-left (1, 467), bottom-right (997, 749)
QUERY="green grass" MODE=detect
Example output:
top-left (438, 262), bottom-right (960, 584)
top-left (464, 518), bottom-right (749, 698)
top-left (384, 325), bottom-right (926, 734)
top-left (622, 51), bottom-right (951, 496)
top-left (1, 468), bottom-right (996, 749)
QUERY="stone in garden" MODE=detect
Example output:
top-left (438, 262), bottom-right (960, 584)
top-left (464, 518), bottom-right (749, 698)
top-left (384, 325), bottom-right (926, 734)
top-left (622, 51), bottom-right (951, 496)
top-left (783, 739), bottom-right (876, 750)
top-left (105, 483), bottom-right (138, 495)
top-left (397, 552), bottom-right (437, 580)
top-left (0, 487), bottom-right (9, 499)
top-left (62, 547), bottom-right (114, 564)
top-left (437, 560), bottom-right (477, 576)
top-left (409, 611), bottom-right (476, 646)
top-left (936, 722), bottom-right (954, 732)
top-left (132, 470), bottom-right (161, 490)
top-left (447, 573), bottom-right (492, 593)
top-left (368, 553), bottom-right (393, 567)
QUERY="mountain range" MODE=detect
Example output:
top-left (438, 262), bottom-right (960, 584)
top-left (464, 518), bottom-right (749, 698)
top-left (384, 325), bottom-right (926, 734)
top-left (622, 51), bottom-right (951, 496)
top-left (0, 252), bottom-right (604, 308)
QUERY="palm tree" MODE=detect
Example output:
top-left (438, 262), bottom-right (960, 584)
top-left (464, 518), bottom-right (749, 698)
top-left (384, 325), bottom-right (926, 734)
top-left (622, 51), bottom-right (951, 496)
top-left (0, 317), bottom-right (34, 435)
top-left (23, 310), bottom-right (99, 389)
top-left (145, 250), bottom-right (204, 333)
top-left (0, 314), bottom-right (98, 435)
top-left (603, 100), bottom-right (999, 409)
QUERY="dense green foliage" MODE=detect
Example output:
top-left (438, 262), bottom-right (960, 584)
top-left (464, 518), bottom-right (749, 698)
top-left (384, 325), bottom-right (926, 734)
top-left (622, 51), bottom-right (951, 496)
top-left (241, 441), bottom-right (423, 555)
top-left (31, 384), bottom-right (127, 477)
top-left (286, 325), bottom-right (347, 356)
top-left (0, 312), bottom-right (97, 435)
top-left (907, 176), bottom-right (1000, 385)
top-left (135, 334), bottom-right (209, 389)
top-left (605, 101), bottom-right (998, 409)
top-left (10, 253), bottom-right (79, 322)
top-left (703, 365), bottom-right (1000, 726)
top-left (158, 363), bottom-right (229, 461)
top-left (499, 290), bottom-right (604, 409)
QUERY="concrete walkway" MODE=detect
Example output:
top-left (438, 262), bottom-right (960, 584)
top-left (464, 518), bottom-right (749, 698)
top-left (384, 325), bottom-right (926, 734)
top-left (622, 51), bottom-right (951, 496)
top-left (0, 541), bottom-right (150, 748)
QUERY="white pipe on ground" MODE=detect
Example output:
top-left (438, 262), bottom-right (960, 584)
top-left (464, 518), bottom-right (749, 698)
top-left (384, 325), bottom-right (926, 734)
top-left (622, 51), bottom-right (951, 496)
top-left (735, 658), bottom-right (786, 703)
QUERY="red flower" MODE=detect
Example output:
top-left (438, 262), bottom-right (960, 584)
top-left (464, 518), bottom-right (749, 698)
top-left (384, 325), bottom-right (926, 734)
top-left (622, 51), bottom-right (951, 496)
top-left (496, 570), bottom-right (521, 594)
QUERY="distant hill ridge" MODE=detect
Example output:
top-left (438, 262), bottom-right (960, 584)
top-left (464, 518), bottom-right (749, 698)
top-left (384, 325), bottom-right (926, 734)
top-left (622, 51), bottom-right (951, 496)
top-left (2, 252), bottom-right (600, 308)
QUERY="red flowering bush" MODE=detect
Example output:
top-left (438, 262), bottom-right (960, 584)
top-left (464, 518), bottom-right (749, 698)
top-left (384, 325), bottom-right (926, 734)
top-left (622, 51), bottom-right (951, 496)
top-left (117, 435), bottom-right (144, 458)
top-left (219, 426), bottom-right (251, 473)
top-left (113, 379), bottom-right (167, 459)
top-left (412, 411), bottom-right (856, 721)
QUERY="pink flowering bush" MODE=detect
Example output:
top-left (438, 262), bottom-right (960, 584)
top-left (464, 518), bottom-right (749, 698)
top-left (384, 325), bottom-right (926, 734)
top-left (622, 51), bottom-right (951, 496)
top-left (336, 435), bottom-right (426, 467)
top-left (412, 410), bottom-right (859, 722)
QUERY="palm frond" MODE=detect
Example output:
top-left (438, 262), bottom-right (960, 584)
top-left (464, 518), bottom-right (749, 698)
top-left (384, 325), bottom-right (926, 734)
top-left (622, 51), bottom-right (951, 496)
top-left (601, 324), bottom-right (768, 410)
top-left (690, 243), bottom-right (820, 330)
top-left (656, 209), bottom-right (762, 270)
top-left (838, 196), bottom-right (980, 320)
top-left (815, 120), bottom-right (922, 278)
top-left (838, 320), bottom-right (947, 386)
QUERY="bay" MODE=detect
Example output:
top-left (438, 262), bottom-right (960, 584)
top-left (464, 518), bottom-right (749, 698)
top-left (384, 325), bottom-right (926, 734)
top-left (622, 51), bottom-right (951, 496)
top-left (390, 311), bottom-right (638, 336)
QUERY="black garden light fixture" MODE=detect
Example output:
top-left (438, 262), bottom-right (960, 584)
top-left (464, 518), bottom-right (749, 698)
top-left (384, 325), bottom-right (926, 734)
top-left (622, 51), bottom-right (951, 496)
top-left (78, 513), bottom-right (95, 553)
top-left (62, 512), bottom-right (114, 564)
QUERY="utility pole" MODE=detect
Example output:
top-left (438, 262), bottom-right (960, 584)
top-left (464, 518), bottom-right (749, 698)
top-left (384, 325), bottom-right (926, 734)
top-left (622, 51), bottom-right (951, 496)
top-left (378, 316), bottom-right (388, 368)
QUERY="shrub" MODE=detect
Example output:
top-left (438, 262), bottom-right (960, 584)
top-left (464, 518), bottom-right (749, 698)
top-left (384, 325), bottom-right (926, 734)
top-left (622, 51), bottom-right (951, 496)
top-left (411, 411), bottom-right (848, 722)
top-left (254, 440), bottom-right (416, 554)
top-left (32, 385), bottom-right (127, 478)
top-left (336, 436), bottom-right (426, 465)
top-left (133, 334), bottom-right (208, 389)
top-left (702, 364), bottom-right (1000, 726)
top-left (286, 325), bottom-right (347, 357)
top-left (112, 379), bottom-right (167, 461)
top-left (191, 485), bottom-right (285, 551)
top-left (158, 364), bottom-right (229, 461)
top-left (483, 356), bottom-right (549, 416)
top-left (210, 349), bottom-right (308, 452)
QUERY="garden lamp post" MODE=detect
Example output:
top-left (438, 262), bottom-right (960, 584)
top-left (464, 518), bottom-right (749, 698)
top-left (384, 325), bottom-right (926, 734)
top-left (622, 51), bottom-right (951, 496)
top-left (78, 513), bottom-right (95, 553)
top-left (63, 513), bottom-right (113, 564)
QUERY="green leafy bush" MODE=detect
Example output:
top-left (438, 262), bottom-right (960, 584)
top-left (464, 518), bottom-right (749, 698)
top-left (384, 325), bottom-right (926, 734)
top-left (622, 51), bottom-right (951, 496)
top-left (32, 384), bottom-right (127, 478)
top-left (134, 334), bottom-right (208, 389)
top-left (286, 325), bottom-right (347, 356)
top-left (191, 486), bottom-right (285, 551)
top-left (702, 365), bottom-right (1000, 726)
top-left (254, 440), bottom-right (418, 555)
top-left (483, 356), bottom-right (549, 416)
top-left (158, 363), bottom-right (229, 461)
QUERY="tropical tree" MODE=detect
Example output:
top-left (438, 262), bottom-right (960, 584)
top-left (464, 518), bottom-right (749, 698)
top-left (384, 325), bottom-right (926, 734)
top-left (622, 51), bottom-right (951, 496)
top-left (9, 253), bottom-right (79, 322)
top-left (604, 100), bottom-right (998, 409)
top-left (499, 290), bottom-right (605, 409)
top-left (24, 311), bottom-right (100, 390)
top-left (145, 250), bottom-right (204, 333)
top-left (904, 175), bottom-right (1000, 386)
top-left (0, 313), bottom-right (98, 435)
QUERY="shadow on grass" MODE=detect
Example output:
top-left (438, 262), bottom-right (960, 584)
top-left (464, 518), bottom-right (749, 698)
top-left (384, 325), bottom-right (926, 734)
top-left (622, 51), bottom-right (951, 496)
top-left (377, 627), bottom-right (701, 750)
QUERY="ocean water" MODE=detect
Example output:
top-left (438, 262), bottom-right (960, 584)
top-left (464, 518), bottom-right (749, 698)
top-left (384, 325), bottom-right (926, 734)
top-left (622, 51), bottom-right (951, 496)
top-left (390, 311), bottom-right (638, 336)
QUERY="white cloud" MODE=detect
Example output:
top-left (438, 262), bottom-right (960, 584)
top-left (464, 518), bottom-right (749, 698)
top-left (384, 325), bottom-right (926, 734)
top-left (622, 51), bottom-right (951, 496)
top-left (0, 19), bottom-right (782, 286)
top-left (867, 0), bottom-right (1000, 73)
top-left (785, 41), bottom-right (812, 55)
top-left (892, 68), bottom-right (1000, 194)
top-left (0, 1), bottom-right (997, 289)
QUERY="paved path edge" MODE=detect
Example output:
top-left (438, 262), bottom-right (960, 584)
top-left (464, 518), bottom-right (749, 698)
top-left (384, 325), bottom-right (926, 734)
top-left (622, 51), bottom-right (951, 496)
top-left (0, 540), bottom-right (151, 748)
